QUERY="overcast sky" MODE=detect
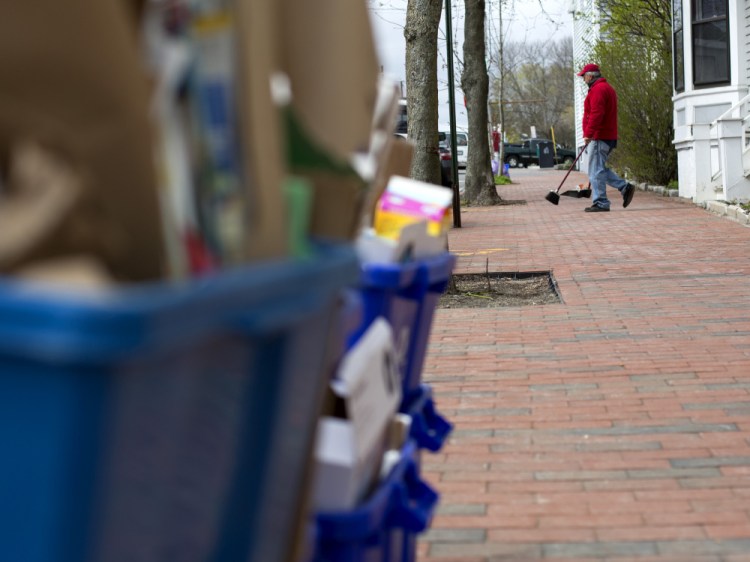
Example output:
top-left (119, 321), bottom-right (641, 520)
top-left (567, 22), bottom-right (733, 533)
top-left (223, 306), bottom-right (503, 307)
top-left (368, 0), bottom-right (574, 127)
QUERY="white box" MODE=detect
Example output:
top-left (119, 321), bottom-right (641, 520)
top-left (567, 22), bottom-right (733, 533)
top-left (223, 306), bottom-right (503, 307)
top-left (312, 318), bottom-right (401, 511)
top-left (355, 221), bottom-right (447, 264)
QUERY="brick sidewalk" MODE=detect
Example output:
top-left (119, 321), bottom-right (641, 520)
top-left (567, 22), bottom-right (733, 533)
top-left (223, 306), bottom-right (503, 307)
top-left (418, 168), bottom-right (750, 562)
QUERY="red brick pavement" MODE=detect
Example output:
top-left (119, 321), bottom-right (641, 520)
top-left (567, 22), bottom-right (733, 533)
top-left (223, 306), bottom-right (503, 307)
top-left (418, 168), bottom-right (750, 562)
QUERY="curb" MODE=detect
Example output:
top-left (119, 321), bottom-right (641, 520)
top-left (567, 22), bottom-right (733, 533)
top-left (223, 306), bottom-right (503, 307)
top-left (635, 182), bottom-right (750, 227)
top-left (635, 182), bottom-right (680, 199)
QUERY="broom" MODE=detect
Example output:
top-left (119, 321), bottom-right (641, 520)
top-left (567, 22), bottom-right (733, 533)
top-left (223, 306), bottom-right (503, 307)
top-left (545, 143), bottom-right (588, 205)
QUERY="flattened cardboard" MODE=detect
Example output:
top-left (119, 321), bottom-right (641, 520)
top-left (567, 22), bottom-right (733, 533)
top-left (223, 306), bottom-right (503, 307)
top-left (17, 256), bottom-right (114, 291)
top-left (234, 0), bottom-right (289, 260)
top-left (371, 79), bottom-right (403, 136)
top-left (122, 0), bottom-right (147, 26)
top-left (279, 0), bottom-right (379, 161)
top-left (0, 0), bottom-right (165, 281)
top-left (361, 136), bottom-right (415, 229)
top-left (285, 108), bottom-right (368, 241)
top-left (306, 171), bottom-right (367, 241)
top-left (0, 143), bottom-right (83, 271)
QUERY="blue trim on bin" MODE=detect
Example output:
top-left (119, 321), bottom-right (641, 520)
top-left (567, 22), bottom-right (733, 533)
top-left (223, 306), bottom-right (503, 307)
top-left (313, 440), bottom-right (438, 562)
top-left (403, 384), bottom-right (453, 453)
top-left (359, 253), bottom-right (454, 290)
top-left (0, 244), bottom-right (358, 364)
top-left (350, 253), bottom-right (456, 405)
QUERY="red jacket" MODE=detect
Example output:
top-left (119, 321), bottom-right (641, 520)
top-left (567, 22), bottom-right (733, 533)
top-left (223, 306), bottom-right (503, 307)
top-left (582, 78), bottom-right (618, 140)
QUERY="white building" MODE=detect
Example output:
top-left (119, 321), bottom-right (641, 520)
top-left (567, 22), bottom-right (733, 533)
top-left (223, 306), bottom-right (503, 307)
top-left (572, 0), bottom-right (750, 202)
top-left (672, 0), bottom-right (750, 203)
top-left (571, 0), bottom-right (602, 174)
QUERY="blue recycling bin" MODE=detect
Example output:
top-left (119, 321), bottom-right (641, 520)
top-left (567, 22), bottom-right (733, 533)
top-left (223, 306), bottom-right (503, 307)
top-left (0, 244), bottom-right (359, 562)
top-left (313, 440), bottom-right (438, 562)
top-left (351, 252), bottom-right (456, 407)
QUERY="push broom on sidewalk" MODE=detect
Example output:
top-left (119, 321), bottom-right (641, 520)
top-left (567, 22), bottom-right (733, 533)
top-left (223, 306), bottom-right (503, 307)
top-left (545, 143), bottom-right (589, 205)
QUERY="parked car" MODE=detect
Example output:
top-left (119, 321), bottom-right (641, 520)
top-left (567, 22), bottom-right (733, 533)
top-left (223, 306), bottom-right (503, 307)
top-left (439, 144), bottom-right (454, 187)
top-left (438, 127), bottom-right (469, 168)
top-left (503, 138), bottom-right (576, 168)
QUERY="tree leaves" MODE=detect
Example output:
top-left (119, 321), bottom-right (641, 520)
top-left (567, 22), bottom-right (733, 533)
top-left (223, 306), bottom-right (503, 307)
top-left (492, 38), bottom-right (576, 147)
top-left (593, 0), bottom-right (676, 184)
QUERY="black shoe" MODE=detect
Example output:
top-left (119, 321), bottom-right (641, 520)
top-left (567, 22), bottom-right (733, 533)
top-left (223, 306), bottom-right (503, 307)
top-left (585, 205), bottom-right (610, 212)
top-left (622, 183), bottom-right (635, 208)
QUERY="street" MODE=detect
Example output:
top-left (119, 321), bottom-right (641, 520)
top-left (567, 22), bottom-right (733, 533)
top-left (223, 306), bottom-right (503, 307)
top-left (456, 164), bottom-right (566, 193)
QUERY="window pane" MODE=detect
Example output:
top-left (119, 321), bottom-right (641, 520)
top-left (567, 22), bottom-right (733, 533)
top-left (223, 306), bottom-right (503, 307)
top-left (673, 0), bottom-right (684, 91)
top-left (693, 20), bottom-right (729, 84)
top-left (696, 0), bottom-right (726, 20)
top-left (674, 32), bottom-right (685, 91)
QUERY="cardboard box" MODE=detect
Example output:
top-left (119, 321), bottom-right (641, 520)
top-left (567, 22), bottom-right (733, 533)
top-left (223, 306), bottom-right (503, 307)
top-left (355, 221), bottom-right (447, 264)
top-left (312, 318), bottom-right (402, 512)
top-left (374, 175), bottom-right (453, 240)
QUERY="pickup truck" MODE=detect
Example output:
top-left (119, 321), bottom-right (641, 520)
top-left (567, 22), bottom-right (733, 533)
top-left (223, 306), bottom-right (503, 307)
top-left (503, 139), bottom-right (576, 168)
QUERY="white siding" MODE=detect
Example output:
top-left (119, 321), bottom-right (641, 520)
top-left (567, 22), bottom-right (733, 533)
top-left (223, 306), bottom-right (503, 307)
top-left (572, 0), bottom-right (601, 169)
top-left (674, 0), bottom-right (750, 202)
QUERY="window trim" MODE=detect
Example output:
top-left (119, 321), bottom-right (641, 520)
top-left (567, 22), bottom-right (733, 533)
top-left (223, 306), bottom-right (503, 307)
top-left (691, 0), bottom-right (730, 88)
top-left (673, 0), bottom-right (684, 92)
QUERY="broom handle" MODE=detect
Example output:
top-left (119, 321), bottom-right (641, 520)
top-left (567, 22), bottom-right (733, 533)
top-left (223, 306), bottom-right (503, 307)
top-left (555, 143), bottom-right (588, 194)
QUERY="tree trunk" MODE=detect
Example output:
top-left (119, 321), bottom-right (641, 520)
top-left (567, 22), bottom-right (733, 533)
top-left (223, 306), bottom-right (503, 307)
top-left (405, 0), bottom-right (443, 185)
top-left (462, 0), bottom-right (501, 205)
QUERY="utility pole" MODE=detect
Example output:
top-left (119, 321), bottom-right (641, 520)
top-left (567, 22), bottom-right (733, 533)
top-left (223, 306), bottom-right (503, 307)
top-left (498, 0), bottom-right (505, 169)
top-left (444, 0), bottom-right (461, 228)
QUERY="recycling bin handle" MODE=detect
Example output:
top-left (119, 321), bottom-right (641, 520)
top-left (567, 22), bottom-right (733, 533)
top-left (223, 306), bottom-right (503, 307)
top-left (389, 458), bottom-right (439, 532)
top-left (410, 396), bottom-right (453, 452)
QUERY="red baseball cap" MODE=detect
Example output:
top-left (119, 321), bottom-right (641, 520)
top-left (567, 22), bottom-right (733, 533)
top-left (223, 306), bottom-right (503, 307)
top-left (577, 63), bottom-right (600, 76)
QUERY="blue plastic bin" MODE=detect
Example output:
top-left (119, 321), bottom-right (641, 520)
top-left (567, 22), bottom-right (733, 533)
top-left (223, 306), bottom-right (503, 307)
top-left (351, 253), bottom-right (456, 407)
top-left (403, 384), bottom-right (453, 454)
top-left (313, 440), bottom-right (438, 562)
top-left (0, 245), bottom-right (358, 562)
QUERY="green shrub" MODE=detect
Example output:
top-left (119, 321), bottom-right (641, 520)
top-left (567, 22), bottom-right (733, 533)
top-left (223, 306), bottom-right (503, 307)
top-left (494, 175), bottom-right (513, 185)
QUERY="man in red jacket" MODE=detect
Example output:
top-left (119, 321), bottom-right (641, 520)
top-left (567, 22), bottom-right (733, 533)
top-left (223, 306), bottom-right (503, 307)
top-left (578, 63), bottom-right (635, 212)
